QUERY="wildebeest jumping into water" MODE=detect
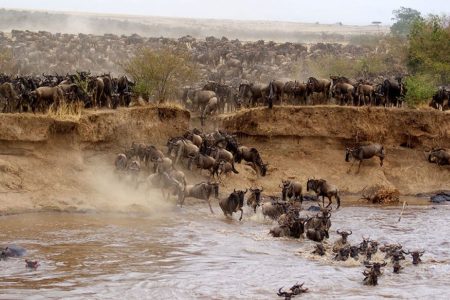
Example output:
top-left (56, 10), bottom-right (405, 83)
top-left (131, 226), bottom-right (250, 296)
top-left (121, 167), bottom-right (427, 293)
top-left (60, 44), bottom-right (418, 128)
top-left (219, 189), bottom-right (247, 221)
top-left (306, 179), bottom-right (341, 209)
top-left (345, 143), bottom-right (385, 173)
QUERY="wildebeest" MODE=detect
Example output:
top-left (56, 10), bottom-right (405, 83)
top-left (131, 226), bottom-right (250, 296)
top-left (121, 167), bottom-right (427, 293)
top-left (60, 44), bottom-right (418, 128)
top-left (306, 179), bottom-right (341, 209)
top-left (382, 78), bottom-right (405, 107)
top-left (31, 86), bottom-right (65, 112)
top-left (219, 189), bottom-right (247, 221)
top-left (306, 228), bottom-right (329, 242)
top-left (246, 187), bottom-right (263, 213)
top-left (236, 146), bottom-right (267, 176)
top-left (333, 229), bottom-right (352, 252)
top-left (277, 282), bottom-right (308, 299)
top-left (115, 153), bottom-right (128, 171)
top-left (334, 246), bottom-right (351, 261)
top-left (430, 86), bottom-right (449, 111)
top-left (365, 261), bottom-right (387, 276)
top-left (261, 200), bottom-right (289, 220)
top-left (428, 148), bottom-right (450, 166)
top-left (307, 77), bottom-right (331, 103)
top-left (25, 259), bottom-right (40, 269)
top-left (345, 143), bottom-right (385, 173)
top-left (0, 82), bottom-right (20, 113)
top-left (1, 245), bottom-right (27, 259)
top-left (280, 180), bottom-right (303, 202)
top-left (405, 250), bottom-right (424, 265)
top-left (189, 153), bottom-right (217, 176)
top-left (363, 268), bottom-right (379, 286)
top-left (182, 181), bottom-right (219, 213)
top-left (238, 81), bottom-right (269, 107)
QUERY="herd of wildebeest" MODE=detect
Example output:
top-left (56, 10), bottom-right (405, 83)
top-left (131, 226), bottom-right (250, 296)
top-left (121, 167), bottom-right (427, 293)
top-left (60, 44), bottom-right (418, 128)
top-left (1, 70), bottom-right (449, 118)
top-left (110, 127), bottom-right (434, 296)
top-left (1, 30), bottom-right (449, 115)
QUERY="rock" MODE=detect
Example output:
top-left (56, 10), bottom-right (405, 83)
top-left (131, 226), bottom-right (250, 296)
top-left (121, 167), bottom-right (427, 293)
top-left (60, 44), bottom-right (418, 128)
top-left (430, 192), bottom-right (450, 203)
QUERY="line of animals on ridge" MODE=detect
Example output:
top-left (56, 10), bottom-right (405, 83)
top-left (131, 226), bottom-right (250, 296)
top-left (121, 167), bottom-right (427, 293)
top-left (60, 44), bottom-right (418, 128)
top-left (1, 71), bottom-right (448, 115)
top-left (0, 71), bottom-right (134, 113)
top-left (111, 129), bottom-right (426, 289)
top-left (183, 77), bottom-right (449, 123)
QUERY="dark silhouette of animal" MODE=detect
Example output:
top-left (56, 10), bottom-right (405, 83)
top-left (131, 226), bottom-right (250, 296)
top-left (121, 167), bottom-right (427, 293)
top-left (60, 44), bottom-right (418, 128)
top-left (306, 228), bottom-right (329, 242)
top-left (238, 81), bottom-right (269, 107)
top-left (382, 78), bottom-right (404, 107)
top-left (405, 250), bottom-right (424, 265)
top-left (345, 143), bottom-right (385, 173)
top-left (428, 149), bottom-right (450, 166)
top-left (182, 182), bottom-right (219, 213)
top-left (334, 246), bottom-right (351, 261)
top-left (1, 245), bottom-right (26, 259)
top-left (363, 268), bottom-right (379, 286)
top-left (306, 179), bottom-right (341, 209)
top-left (25, 259), bottom-right (40, 269)
top-left (430, 86), bottom-right (449, 111)
top-left (277, 282), bottom-right (308, 299)
top-left (219, 189), bottom-right (247, 221)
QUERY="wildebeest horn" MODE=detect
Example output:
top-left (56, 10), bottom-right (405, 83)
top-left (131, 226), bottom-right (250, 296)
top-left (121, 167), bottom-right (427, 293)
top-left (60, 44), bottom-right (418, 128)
top-left (260, 187), bottom-right (263, 192)
top-left (419, 250), bottom-right (425, 255)
top-left (337, 229), bottom-right (342, 234)
top-left (381, 260), bottom-right (387, 266)
top-left (348, 230), bottom-right (352, 235)
top-left (244, 189), bottom-right (248, 193)
top-left (234, 189), bottom-right (236, 192)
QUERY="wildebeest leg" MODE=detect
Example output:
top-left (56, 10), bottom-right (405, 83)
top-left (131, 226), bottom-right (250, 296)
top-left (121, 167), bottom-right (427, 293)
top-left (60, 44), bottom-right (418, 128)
top-left (205, 196), bottom-right (214, 214)
top-left (357, 160), bottom-right (363, 173)
top-left (326, 196), bottom-right (332, 208)
top-left (379, 157), bottom-right (384, 167)
top-left (239, 208), bottom-right (243, 221)
top-left (347, 159), bottom-right (356, 173)
top-left (322, 195), bottom-right (326, 207)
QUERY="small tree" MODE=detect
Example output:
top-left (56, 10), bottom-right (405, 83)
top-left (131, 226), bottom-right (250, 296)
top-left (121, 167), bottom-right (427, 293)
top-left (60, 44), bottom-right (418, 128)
top-left (408, 15), bottom-right (450, 84)
top-left (123, 47), bottom-right (198, 104)
top-left (391, 7), bottom-right (423, 37)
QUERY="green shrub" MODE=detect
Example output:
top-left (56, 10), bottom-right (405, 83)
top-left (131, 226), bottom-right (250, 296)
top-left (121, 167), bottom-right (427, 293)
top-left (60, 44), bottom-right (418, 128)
top-left (404, 74), bottom-right (437, 107)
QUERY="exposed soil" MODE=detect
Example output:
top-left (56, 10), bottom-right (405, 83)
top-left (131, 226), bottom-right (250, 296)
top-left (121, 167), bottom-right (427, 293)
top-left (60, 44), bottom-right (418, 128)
top-left (0, 105), bottom-right (449, 214)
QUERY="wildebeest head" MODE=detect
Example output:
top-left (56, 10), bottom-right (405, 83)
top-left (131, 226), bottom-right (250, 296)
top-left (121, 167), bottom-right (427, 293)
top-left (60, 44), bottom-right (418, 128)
top-left (335, 246), bottom-right (351, 261)
top-left (259, 163), bottom-right (268, 176)
top-left (280, 180), bottom-right (291, 200)
top-left (249, 187), bottom-right (263, 205)
top-left (350, 245), bottom-right (359, 259)
top-left (365, 261), bottom-right (387, 276)
top-left (345, 148), bottom-right (352, 162)
top-left (359, 236), bottom-right (371, 253)
top-left (405, 250), bottom-right (424, 265)
top-left (336, 229), bottom-right (352, 244)
top-left (233, 188), bottom-right (248, 208)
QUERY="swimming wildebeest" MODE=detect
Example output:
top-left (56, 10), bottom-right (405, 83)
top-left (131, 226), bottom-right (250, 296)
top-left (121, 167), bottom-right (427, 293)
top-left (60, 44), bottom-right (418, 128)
top-left (365, 261), bottom-right (387, 276)
top-left (345, 143), bottom-right (385, 173)
top-left (405, 250), bottom-right (425, 265)
top-left (306, 179), bottom-right (341, 209)
top-left (277, 282), bottom-right (308, 299)
top-left (1, 245), bottom-right (27, 259)
top-left (246, 187), bottom-right (263, 213)
top-left (362, 268), bottom-right (379, 286)
top-left (261, 200), bottom-right (289, 220)
top-left (182, 181), bottom-right (219, 213)
top-left (280, 180), bottom-right (303, 202)
top-left (333, 229), bottom-right (352, 252)
top-left (219, 189), bottom-right (247, 221)
top-left (334, 246), bottom-right (351, 261)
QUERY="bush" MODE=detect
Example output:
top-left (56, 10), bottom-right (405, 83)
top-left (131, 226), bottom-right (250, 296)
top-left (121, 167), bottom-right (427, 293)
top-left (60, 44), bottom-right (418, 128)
top-left (404, 74), bottom-right (437, 107)
top-left (123, 47), bottom-right (198, 103)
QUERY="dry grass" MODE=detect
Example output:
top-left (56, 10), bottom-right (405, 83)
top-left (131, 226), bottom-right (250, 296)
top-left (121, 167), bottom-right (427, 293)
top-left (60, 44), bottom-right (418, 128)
top-left (361, 185), bottom-right (400, 204)
top-left (47, 101), bottom-right (84, 121)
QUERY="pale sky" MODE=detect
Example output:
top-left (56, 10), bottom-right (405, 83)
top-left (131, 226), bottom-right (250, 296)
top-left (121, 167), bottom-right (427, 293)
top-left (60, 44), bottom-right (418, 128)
top-left (0, 0), bottom-right (448, 25)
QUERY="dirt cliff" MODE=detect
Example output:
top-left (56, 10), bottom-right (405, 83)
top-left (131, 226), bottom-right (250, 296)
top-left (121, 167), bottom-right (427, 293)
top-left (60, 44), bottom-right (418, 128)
top-left (216, 106), bottom-right (450, 197)
top-left (0, 106), bottom-right (190, 214)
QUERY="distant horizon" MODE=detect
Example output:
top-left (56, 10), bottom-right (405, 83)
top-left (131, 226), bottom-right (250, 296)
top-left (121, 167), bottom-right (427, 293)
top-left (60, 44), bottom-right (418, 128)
top-left (0, 0), bottom-right (448, 26)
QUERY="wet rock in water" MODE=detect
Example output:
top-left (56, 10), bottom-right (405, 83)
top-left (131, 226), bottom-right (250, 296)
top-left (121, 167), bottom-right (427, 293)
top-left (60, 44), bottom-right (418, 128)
top-left (307, 205), bottom-right (321, 211)
top-left (303, 195), bottom-right (318, 202)
top-left (430, 192), bottom-right (450, 203)
top-left (1, 245), bottom-right (27, 258)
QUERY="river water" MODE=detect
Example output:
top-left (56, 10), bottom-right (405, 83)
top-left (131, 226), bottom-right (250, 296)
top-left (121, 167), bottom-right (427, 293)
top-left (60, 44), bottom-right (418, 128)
top-left (1, 201), bottom-right (449, 299)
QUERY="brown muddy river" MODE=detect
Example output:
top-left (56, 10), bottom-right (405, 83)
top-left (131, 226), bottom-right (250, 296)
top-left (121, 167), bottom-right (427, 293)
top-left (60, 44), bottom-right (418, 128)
top-left (1, 201), bottom-right (449, 299)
